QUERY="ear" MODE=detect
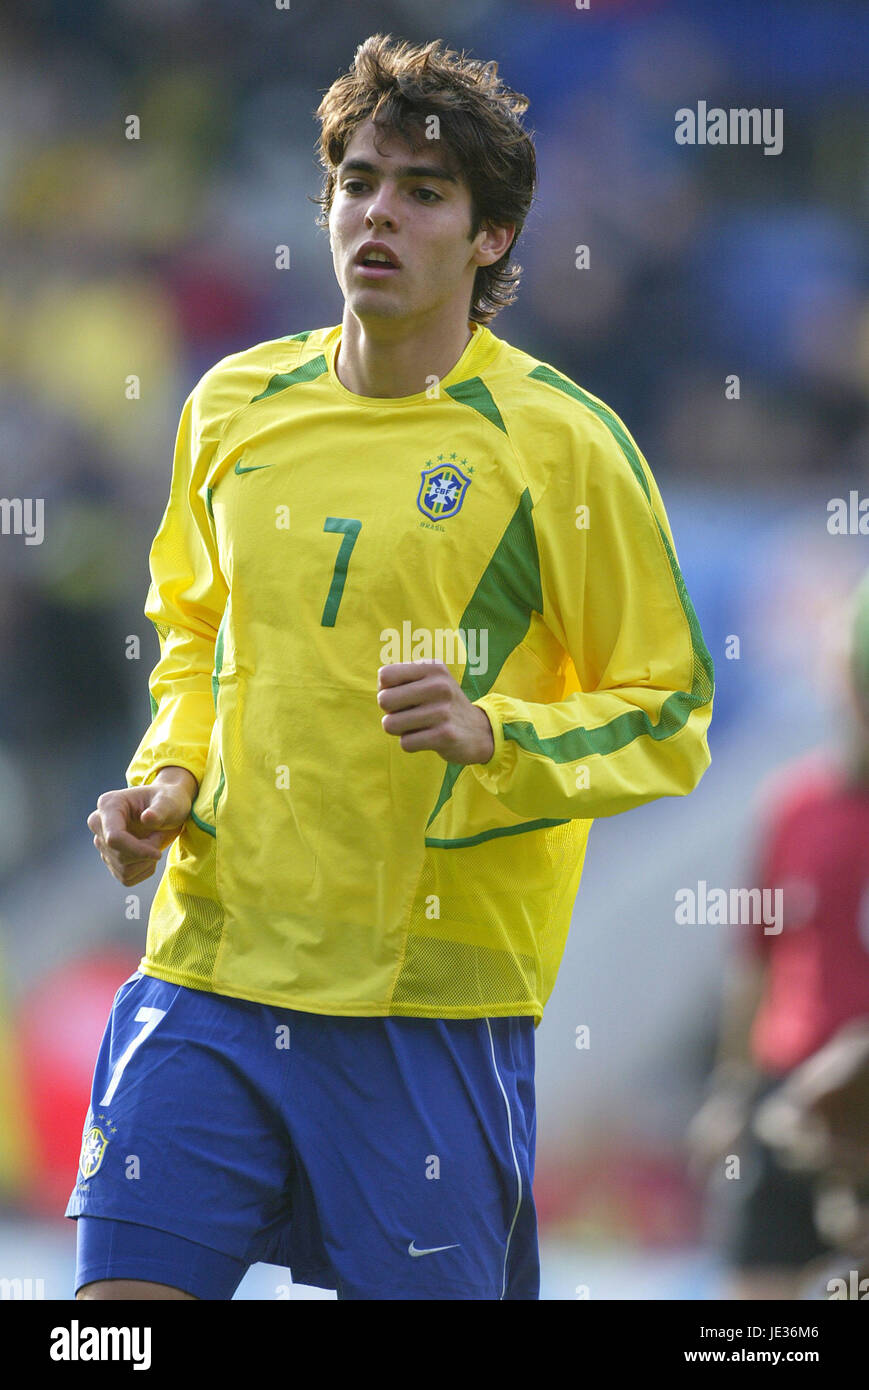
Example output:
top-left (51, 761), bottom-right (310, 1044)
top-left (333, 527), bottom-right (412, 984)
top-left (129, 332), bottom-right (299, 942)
top-left (474, 221), bottom-right (516, 267)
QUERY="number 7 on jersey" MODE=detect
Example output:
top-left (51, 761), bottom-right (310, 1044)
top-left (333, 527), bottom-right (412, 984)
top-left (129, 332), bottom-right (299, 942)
top-left (321, 517), bottom-right (361, 627)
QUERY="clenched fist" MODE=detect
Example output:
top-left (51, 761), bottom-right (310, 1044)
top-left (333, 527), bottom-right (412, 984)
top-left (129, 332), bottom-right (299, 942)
top-left (87, 765), bottom-right (198, 887)
top-left (377, 661), bottom-right (495, 764)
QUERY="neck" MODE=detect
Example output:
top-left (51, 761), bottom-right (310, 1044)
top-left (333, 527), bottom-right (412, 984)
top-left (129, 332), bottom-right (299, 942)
top-left (335, 311), bottom-right (474, 399)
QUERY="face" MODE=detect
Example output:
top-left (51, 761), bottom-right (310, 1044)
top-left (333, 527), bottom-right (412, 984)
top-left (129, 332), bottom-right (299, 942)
top-left (328, 118), bottom-right (513, 328)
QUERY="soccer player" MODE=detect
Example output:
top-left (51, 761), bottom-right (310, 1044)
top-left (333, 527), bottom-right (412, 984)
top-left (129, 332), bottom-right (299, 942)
top-left (688, 571), bottom-right (869, 1299)
top-left (69, 34), bottom-right (713, 1300)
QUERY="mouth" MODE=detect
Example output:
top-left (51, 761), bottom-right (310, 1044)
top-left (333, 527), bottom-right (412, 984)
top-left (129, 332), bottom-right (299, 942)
top-left (354, 242), bottom-right (402, 277)
top-left (354, 262), bottom-right (401, 279)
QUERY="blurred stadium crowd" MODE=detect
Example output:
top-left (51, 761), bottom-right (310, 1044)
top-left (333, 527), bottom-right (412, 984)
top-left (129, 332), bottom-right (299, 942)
top-left (0, 0), bottom-right (867, 1293)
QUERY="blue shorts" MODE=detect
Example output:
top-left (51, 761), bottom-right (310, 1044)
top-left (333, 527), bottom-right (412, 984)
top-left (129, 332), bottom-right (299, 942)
top-left (66, 972), bottom-right (538, 1300)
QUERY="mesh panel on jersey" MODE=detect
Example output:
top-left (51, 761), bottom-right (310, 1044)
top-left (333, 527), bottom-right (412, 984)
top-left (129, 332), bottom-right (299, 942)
top-left (152, 889), bottom-right (225, 981)
top-left (150, 824), bottom-right (224, 982)
top-left (390, 934), bottom-right (537, 1013)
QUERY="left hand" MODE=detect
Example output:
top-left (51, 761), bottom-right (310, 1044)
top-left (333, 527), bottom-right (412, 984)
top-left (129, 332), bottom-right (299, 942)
top-left (377, 661), bottom-right (495, 765)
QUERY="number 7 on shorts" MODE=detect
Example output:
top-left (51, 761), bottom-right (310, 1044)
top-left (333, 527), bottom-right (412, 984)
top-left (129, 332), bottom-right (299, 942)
top-left (99, 1006), bottom-right (167, 1107)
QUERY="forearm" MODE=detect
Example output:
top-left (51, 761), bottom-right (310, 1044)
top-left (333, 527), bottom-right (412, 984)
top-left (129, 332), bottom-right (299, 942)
top-left (151, 764), bottom-right (199, 803)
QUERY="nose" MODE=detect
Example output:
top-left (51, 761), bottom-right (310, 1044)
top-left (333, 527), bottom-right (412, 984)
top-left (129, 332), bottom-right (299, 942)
top-left (363, 185), bottom-right (399, 230)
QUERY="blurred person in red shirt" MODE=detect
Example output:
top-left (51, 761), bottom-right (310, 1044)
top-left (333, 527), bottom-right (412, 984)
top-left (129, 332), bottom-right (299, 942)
top-left (689, 569), bottom-right (869, 1299)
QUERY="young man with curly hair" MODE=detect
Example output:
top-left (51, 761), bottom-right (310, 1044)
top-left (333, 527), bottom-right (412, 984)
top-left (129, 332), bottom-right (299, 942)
top-left (70, 33), bottom-right (713, 1301)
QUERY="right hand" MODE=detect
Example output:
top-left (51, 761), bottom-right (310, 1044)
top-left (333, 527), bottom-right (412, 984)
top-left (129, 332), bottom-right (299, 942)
top-left (87, 767), bottom-right (197, 887)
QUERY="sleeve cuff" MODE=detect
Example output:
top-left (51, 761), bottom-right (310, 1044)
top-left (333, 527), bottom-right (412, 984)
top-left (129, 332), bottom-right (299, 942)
top-left (126, 754), bottom-right (205, 789)
top-left (469, 693), bottom-right (512, 793)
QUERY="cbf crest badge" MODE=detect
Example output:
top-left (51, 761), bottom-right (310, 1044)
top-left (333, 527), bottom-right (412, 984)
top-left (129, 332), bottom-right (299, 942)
top-left (79, 1125), bottom-right (109, 1179)
top-left (417, 461), bottom-right (471, 521)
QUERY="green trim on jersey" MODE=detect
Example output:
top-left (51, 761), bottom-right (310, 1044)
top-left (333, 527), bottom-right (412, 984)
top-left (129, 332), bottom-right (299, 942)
top-left (426, 487), bottom-right (543, 830)
top-left (250, 353), bottom-right (328, 404)
top-left (190, 807), bottom-right (216, 837)
top-left (212, 604), bottom-right (228, 709)
top-left (426, 816), bottom-right (569, 849)
top-left (529, 365), bottom-right (652, 502)
top-left (444, 377), bottom-right (507, 434)
top-left (212, 756), bottom-right (225, 819)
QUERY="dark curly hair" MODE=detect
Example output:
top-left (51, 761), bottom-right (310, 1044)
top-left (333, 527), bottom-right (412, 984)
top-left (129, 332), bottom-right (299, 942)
top-left (312, 33), bottom-right (537, 324)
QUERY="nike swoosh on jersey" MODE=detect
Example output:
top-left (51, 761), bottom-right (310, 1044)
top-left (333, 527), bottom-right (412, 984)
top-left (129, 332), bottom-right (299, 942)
top-left (235, 457), bottom-right (272, 474)
top-left (407, 1240), bottom-right (461, 1258)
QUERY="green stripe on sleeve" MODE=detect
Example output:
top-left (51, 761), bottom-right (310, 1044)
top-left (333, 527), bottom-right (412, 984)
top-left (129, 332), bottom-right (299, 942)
top-left (499, 366), bottom-right (714, 765)
top-left (528, 366), bottom-right (651, 502)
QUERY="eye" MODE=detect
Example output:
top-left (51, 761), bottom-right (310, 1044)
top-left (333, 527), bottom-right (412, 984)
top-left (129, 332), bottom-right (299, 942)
top-left (341, 180), bottom-right (440, 203)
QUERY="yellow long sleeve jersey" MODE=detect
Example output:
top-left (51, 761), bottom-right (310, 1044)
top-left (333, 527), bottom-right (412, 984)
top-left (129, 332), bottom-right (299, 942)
top-left (126, 321), bottom-right (714, 1022)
